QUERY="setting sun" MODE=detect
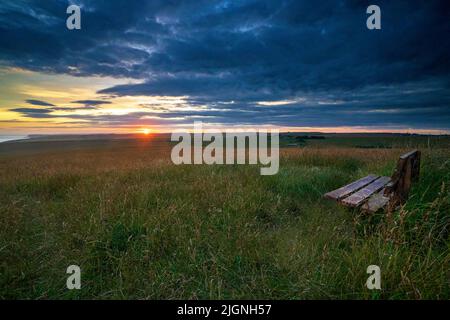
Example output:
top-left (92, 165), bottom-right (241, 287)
top-left (142, 128), bottom-right (151, 135)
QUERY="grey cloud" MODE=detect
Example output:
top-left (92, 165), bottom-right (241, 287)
top-left (25, 99), bottom-right (55, 107)
top-left (71, 100), bottom-right (112, 106)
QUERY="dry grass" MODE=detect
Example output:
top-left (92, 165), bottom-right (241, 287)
top-left (0, 136), bottom-right (449, 299)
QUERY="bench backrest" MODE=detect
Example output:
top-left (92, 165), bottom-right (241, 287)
top-left (385, 150), bottom-right (421, 205)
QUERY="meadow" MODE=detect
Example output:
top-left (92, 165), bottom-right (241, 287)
top-left (0, 134), bottom-right (449, 299)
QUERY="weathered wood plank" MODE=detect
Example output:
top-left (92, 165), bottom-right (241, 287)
top-left (322, 150), bottom-right (420, 212)
top-left (400, 149), bottom-right (419, 160)
top-left (386, 150), bottom-right (421, 209)
top-left (341, 176), bottom-right (391, 207)
top-left (361, 190), bottom-right (390, 213)
top-left (324, 174), bottom-right (379, 201)
top-left (411, 151), bottom-right (421, 182)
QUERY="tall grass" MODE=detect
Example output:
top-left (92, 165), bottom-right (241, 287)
top-left (0, 140), bottom-right (448, 299)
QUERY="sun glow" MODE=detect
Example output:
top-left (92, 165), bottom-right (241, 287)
top-left (142, 128), bottom-right (152, 135)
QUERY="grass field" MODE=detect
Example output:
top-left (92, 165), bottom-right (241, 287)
top-left (0, 134), bottom-right (449, 299)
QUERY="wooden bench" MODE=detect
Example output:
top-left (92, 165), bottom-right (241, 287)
top-left (324, 150), bottom-right (421, 213)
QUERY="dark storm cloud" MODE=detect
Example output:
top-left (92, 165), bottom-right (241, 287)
top-left (1, 0), bottom-right (450, 129)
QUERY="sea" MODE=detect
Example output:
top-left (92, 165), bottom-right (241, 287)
top-left (0, 135), bottom-right (29, 143)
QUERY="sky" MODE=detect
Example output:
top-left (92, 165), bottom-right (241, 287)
top-left (0, 0), bottom-right (449, 135)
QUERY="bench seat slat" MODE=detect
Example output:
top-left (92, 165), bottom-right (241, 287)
top-left (342, 176), bottom-right (391, 207)
top-left (361, 189), bottom-right (390, 213)
top-left (324, 174), bottom-right (379, 200)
